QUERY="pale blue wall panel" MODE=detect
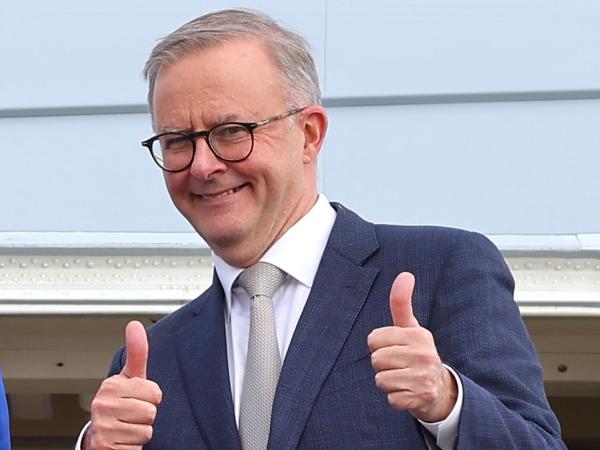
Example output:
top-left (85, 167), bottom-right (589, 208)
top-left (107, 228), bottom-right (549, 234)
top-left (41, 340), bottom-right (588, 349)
top-left (321, 99), bottom-right (600, 234)
top-left (325, 1), bottom-right (600, 97)
top-left (1, 113), bottom-right (192, 232)
top-left (0, 1), bottom-right (325, 110)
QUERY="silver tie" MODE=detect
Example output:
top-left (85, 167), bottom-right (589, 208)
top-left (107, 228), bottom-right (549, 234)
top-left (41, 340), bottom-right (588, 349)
top-left (236, 262), bottom-right (286, 450)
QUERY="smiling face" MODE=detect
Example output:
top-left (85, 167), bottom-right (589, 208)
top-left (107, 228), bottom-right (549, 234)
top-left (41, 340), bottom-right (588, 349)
top-left (151, 39), bottom-right (327, 267)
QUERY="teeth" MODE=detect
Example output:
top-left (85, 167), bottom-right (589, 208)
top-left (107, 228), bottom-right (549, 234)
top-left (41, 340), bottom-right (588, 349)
top-left (201, 186), bottom-right (240, 200)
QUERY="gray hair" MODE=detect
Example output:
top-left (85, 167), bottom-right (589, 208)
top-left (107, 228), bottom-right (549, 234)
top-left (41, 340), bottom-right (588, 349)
top-left (143, 8), bottom-right (321, 115)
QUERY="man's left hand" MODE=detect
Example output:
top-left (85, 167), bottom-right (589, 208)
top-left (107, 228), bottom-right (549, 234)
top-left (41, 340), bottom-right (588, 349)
top-left (368, 272), bottom-right (457, 423)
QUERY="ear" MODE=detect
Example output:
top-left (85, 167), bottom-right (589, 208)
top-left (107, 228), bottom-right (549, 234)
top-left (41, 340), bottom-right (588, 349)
top-left (300, 106), bottom-right (328, 164)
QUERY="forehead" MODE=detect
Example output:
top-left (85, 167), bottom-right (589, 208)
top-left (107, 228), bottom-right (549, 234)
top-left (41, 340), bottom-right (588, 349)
top-left (152, 39), bottom-right (287, 129)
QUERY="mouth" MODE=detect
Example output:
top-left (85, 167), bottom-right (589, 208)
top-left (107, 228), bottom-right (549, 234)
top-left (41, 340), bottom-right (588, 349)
top-left (198, 184), bottom-right (247, 201)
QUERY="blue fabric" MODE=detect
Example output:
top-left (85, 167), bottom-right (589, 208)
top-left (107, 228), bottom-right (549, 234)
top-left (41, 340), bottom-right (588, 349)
top-left (106, 203), bottom-right (566, 449)
top-left (0, 372), bottom-right (10, 450)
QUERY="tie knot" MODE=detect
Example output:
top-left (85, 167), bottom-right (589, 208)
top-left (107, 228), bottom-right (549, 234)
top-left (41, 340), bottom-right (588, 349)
top-left (236, 262), bottom-right (286, 299)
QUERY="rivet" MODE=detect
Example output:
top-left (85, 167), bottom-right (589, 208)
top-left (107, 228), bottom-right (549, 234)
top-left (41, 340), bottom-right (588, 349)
top-left (543, 275), bottom-right (549, 281)
top-left (9, 258), bottom-right (16, 264)
top-left (565, 261), bottom-right (572, 267)
top-left (153, 261), bottom-right (160, 267)
top-left (171, 261), bottom-right (177, 267)
top-left (546, 260), bottom-right (553, 266)
top-left (125, 259), bottom-right (132, 264)
top-left (595, 265), bottom-right (600, 271)
top-left (41, 262), bottom-right (49, 268)
top-left (21, 273), bottom-right (28, 278)
top-left (53, 258), bottom-right (59, 264)
top-left (76, 274), bottom-right (83, 278)
top-left (107, 259), bottom-right (114, 264)
top-left (188, 261), bottom-right (195, 267)
top-left (525, 263), bottom-right (533, 269)
top-left (116, 263), bottom-right (123, 269)
top-left (534, 280), bottom-right (541, 284)
top-left (0, 262), bottom-right (5, 268)
top-left (553, 280), bottom-right (559, 284)
top-left (555, 265), bottom-right (562, 271)
top-left (74, 258), bottom-right (81, 264)
top-left (67, 277), bottom-right (73, 282)
top-left (31, 258), bottom-right (39, 264)
top-left (525, 275), bottom-right (531, 281)
top-left (63, 262), bottom-right (70, 269)
top-left (87, 261), bottom-right (95, 268)
top-left (143, 259), bottom-right (150, 265)
top-left (134, 263), bottom-right (141, 269)
top-left (49, 278), bottom-right (55, 283)
top-left (85, 278), bottom-right (91, 283)
top-left (575, 265), bottom-right (582, 270)
top-left (20, 262), bottom-right (28, 268)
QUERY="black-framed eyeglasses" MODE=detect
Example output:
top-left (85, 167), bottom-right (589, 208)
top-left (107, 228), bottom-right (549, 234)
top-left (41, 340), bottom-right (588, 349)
top-left (141, 107), bottom-right (306, 172)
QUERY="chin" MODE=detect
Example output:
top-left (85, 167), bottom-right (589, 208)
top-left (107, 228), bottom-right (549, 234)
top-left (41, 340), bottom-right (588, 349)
top-left (194, 222), bottom-right (248, 250)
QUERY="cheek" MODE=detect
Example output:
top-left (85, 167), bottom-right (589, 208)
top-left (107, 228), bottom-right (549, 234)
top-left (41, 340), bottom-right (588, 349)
top-left (163, 173), bottom-right (186, 198)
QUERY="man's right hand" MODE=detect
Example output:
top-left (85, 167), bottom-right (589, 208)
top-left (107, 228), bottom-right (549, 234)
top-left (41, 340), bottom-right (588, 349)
top-left (83, 321), bottom-right (163, 450)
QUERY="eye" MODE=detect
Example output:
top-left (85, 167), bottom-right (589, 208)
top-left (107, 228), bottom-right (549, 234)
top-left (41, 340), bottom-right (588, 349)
top-left (159, 133), bottom-right (191, 151)
top-left (212, 124), bottom-right (249, 141)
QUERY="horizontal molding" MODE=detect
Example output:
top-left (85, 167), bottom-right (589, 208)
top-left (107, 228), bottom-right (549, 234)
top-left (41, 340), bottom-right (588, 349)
top-left (2, 232), bottom-right (599, 251)
top-left (325, 90), bottom-right (600, 108)
top-left (1, 233), bottom-right (599, 316)
top-left (2, 89), bottom-right (600, 119)
top-left (0, 104), bottom-right (149, 119)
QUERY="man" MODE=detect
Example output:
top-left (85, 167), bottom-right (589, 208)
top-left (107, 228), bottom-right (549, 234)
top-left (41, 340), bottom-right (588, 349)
top-left (77, 8), bottom-right (565, 449)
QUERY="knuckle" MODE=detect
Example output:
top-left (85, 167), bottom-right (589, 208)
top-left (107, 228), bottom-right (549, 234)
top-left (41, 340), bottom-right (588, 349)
top-left (146, 403), bottom-right (158, 422)
top-left (142, 425), bottom-right (154, 442)
top-left (374, 372), bottom-right (383, 388)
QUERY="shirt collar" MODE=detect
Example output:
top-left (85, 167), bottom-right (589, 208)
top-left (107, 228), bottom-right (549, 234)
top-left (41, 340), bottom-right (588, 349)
top-left (212, 194), bottom-right (337, 321)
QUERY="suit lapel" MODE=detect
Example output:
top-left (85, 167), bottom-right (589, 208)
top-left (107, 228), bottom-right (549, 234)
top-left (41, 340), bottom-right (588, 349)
top-left (269, 204), bottom-right (380, 450)
top-left (176, 275), bottom-right (241, 450)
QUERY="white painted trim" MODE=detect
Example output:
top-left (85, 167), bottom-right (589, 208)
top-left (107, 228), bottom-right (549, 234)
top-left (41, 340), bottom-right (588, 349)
top-left (1, 232), bottom-right (599, 316)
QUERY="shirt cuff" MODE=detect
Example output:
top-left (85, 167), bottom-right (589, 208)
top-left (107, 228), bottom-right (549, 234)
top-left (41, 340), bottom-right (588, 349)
top-left (418, 364), bottom-right (463, 450)
top-left (74, 421), bottom-right (91, 450)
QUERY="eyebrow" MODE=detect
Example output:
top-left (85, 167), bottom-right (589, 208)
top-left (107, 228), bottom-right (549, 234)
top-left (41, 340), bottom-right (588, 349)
top-left (157, 113), bottom-right (249, 134)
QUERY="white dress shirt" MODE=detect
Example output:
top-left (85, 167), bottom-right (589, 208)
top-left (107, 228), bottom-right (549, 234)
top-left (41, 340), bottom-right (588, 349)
top-left (75, 194), bottom-right (462, 450)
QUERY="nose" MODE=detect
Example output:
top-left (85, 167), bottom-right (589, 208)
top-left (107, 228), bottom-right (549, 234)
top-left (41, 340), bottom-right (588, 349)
top-left (189, 137), bottom-right (228, 180)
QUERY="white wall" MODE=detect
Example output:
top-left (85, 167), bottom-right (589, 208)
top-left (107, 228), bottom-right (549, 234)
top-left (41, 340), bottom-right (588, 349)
top-left (2, 1), bottom-right (599, 234)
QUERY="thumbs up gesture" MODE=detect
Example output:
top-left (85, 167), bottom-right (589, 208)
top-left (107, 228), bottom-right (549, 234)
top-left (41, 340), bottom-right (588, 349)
top-left (368, 273), bottom-right (457, 423)
top-left (84, 321), bottom-right (163, 449)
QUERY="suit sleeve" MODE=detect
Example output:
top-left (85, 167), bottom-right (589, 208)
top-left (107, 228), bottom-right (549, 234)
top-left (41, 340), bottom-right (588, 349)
top-left (427, 231), bottom-right (566, 449)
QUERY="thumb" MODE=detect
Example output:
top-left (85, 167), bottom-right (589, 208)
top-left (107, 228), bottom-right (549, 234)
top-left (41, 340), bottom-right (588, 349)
top-left (390, 272), bottom-right (419, 327)
top-left (122, 320), bottom-right (148, 379)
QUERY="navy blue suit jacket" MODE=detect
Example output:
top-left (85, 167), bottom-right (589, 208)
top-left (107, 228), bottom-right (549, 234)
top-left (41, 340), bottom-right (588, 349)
top-left (107, 204), bottom-right (565, 449)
